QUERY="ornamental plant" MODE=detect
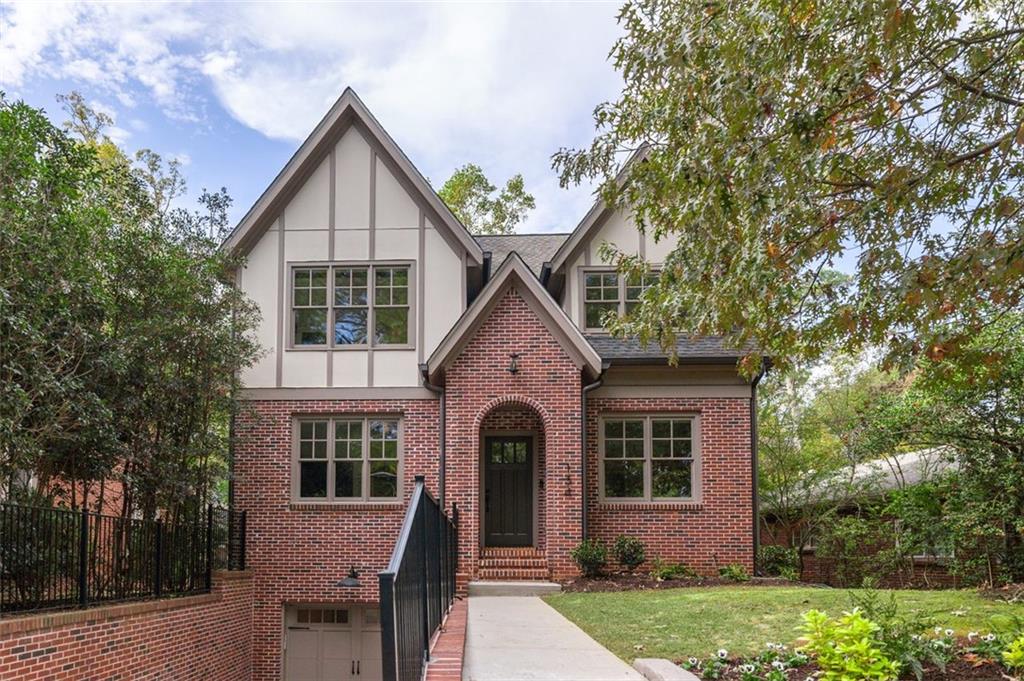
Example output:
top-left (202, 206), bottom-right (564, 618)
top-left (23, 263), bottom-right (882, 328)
top-left (1004, 635), bottom-right (1024, 671)
top-left (612, 535), bottom-right (645, 570)
top-left (570, 539), bottom-right (607, 577)
top-left (799, 609), bottom-right (900, 681)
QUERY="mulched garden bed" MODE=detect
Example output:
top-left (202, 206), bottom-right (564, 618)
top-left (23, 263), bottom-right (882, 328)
top-left (980, 583), bottom-right (1024, 604)
top-left (559, 573), bottom-right (799, 593)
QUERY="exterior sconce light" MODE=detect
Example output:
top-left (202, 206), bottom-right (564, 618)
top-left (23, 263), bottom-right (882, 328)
top-left (335, 567), bottom-right (361, 588)
top-left (507, 353), bottom-right (520, 375)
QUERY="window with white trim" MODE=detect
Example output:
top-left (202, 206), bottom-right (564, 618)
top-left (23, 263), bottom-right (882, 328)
top-left (583, 270), bottom-right (657, 330)
top-left (294, 417), bottom-right (401, 502)
top-left (291, 264), bottom-right (411, 348)
top-left (601, 415), bottom-right (699, 501)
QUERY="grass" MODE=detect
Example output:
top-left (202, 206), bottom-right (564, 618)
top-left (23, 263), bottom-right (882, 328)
top-left (544, 585), bottom-right (1024, 662)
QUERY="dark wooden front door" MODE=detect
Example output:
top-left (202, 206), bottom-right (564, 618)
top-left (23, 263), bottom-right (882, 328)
top-left (484, 436), bottom-right (533, 547)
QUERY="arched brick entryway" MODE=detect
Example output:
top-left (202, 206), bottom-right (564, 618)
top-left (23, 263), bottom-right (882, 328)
top-left (443, 288), bottom-right (584, 582)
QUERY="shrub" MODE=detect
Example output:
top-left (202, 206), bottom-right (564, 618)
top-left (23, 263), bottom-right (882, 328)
top-left (849, 589), bottom-right (953, 680)
top-left (759, 545), bottom-right (799, 579)
top-left (799, 609), bottom-right (900, 681)
top-left (650, 558), bottom-right (697, 581)
top-left (1004, 635), bottom-right (1024, 670)
top-left (570, 539), bottom-right (607, 577)
top-left (612, 535), bottom-right (645, 570)
top-left (719, 563), bottom-right (750, 582)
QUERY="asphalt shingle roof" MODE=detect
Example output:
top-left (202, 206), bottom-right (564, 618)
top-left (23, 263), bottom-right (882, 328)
top-left (475, 233), bottom-right (569, 276)
top-left (584, 335), bottom-right (751, 362)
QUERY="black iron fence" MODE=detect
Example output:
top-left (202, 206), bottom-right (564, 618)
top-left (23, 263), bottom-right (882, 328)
top-left (379, 476), bottom-right (458, 681)
top-left (0, 502), bottom-right (247, 616)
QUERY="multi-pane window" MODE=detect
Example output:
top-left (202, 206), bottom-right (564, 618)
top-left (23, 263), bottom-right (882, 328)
top-left (373, 268), bottom-right (409, 345)
top-left (583, 270), bottom-right (657, 330)
top-left (601, 415), bottom-right (699, 501)
top-left (291, 264), bottom-right (411, 347)
top-left (293, 268), bottom-right (329, 345)
top-left (294, 417), bottom-right (401, 502)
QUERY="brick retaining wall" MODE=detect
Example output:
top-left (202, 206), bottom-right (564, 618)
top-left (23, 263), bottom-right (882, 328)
top-left (0, 570), bottom-right (253, 680)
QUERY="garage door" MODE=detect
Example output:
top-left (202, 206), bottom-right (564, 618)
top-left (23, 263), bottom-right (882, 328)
top-left (285, 605), bottom-right (382, 681)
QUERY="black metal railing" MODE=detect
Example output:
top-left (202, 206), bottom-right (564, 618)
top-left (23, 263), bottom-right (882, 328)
top-left (379, 476), bottom-right (458, 681)
top-left (0, 503), bottom-right (247, 616)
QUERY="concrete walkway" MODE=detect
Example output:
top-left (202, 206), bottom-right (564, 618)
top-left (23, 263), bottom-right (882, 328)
top-left (463, 596), bottom-right (645, 681)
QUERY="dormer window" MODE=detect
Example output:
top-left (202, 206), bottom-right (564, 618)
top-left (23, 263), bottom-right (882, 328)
top-left (290, 263), bottom-right (412, 348)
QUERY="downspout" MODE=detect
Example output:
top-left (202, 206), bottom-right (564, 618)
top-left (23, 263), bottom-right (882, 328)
top-left (581, 367), bottom-right (606, 540)
top-left (421, 365), bottom-right (446, 509)
top-left (750, 363), bottom-right (767, 576)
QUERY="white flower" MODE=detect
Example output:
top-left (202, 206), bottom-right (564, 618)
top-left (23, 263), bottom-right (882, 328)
top-left (688, 657), bottom-right (699, 666)
top-left (984, 633), bottom-right (997, 642)
top-left (717, 649), bottom-right (729, 659)
top-left (740, 664), bottom-right (756, 673)
top-left (944, 629), bottom-right (954, 637)
top-left (772, 660), bottom-right (786, 670)
top-left (968, 632), bottom-right (978, 641)
top-left (934, 626), bottom-right (942, 634)
top-left (911, 635), bottom-right (921, 641)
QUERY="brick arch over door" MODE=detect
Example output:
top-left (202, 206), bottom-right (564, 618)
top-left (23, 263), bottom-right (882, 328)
top-left (443, 287), bottom-right (584, 580)
top-left (478, 399), bottom-right (548, 551)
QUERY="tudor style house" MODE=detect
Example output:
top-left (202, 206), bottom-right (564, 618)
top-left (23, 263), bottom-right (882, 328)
top-left (225, 89), bottom-right (760, 681)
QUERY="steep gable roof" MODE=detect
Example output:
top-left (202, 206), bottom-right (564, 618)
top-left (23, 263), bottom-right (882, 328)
top-left (475, 233), bottom-right (569, 276)
top-left (425, 252), bottom-right (603, 382)
top-left (222, 88), bottom-right (483, 264)
top-left (545, 146), bottom-right (650, 275)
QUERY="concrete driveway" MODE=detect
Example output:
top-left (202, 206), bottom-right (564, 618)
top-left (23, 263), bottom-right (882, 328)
top-left (462, 596), bottom-right (645, 681)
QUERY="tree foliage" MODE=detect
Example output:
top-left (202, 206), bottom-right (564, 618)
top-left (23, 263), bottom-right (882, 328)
top-left (438, 163), bottom-right (536, 235)
top-left (863, 318), bottom-right (1024, 583)
top-left (0, 95), bottom-right (260, 520)
top-left (556, 0), bottom-right (1024, 374)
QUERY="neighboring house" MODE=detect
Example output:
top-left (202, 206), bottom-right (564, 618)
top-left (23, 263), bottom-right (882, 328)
top-left (223, 89), bottom-right (760, 681)
top-left (761, 447), bottom-right (957, 587)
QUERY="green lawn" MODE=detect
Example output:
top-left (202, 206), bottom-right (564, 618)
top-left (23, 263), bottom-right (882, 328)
top-left (544, 586), bottom-right (1024, 662)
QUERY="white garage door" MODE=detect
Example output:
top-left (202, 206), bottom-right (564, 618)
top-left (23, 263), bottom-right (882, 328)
top-left (285, 605), bottom-right (382, 681)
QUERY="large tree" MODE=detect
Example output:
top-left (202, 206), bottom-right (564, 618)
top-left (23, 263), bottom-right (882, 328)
top-left (556, 0), bottom-right (1024, 374)
top-left (0, 95), bottom-right (260, 519)
top-left (438, 163), bottom-right (536, 235)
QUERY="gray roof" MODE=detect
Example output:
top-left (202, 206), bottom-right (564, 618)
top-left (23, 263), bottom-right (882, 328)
top-left (475, 233), bottom-right (569, 276)
top-left (585, 334), bottom-right (750, 362)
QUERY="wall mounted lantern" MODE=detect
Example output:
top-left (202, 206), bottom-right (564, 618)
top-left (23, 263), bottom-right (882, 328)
top-left (335, 567), bottom-right (361, 588)
top-left (507, 353), bottom-right (520, 375)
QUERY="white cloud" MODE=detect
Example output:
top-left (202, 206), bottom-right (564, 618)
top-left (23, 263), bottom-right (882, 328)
top-left (1, 0), bottom-right (625, 232)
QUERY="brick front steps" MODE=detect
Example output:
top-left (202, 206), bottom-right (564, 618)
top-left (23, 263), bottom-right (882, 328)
top-left (478, 547), bottom-right (549, 581)
top-left (425, 598), bottom-right (468, 681)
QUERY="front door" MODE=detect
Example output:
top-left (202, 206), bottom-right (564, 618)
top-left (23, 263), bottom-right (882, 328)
top-left (484, 436), bottom-right (533, 547)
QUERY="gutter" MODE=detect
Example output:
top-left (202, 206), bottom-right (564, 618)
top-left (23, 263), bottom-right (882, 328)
top-left (750, 362), bottom-right (768, 576)
top-left (580, 367), bottom-right (607, 540)
top-left (420, 365), bottom-right (446, 509)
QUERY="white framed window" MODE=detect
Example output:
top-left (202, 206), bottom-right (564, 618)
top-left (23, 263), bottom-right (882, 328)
top-left (581, 269), bottom-right (657, 331)
top-left (289, 263), bottom-right (412, 349)
top-left (293, 417), bottom-right (402, 502)
top-left (599, 414), bottom-right (700, 502)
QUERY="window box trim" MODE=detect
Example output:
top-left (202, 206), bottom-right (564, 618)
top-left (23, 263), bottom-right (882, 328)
top-left (286, 260), bottom-right (416, 351)
top-left (291, 415), bottom-right (404, 503)
top-left (597, 413), bottom-right (701, 504)
top-left (578, 266), bottom-right (658, 333)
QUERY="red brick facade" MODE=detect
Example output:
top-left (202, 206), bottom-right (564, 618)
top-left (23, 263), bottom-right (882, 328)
top-left (0, 571), bottom-right (253, 680)
top-left (234, 397), bottom-right (440, 681)
top-left (586, 396), bottom-right (754, 574)
top-left (233, 284), bottom-right (756, 677)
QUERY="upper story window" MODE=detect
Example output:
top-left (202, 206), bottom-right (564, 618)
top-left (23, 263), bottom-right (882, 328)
top-left (600, 415), bottom-right (700, 502)
top-left (294, 416), bottom-right (401, 502)
top-left (582, 270), bottom-right (656, 331)
top-left (291, 264), bottom-right (412, 348)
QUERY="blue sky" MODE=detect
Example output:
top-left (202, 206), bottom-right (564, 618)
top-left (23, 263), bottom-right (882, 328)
top-left (1, 1), bottom-right (624, 233)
